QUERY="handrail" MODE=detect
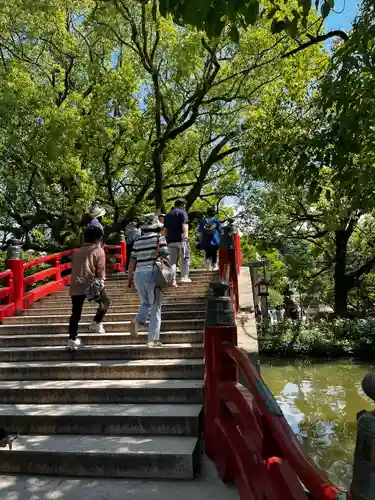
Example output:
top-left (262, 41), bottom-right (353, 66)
top-left (222, 344), bottom-right (345, 500)
top-left (207, 229), bottom-right (350, 499)
top-left (0, 241), bottom-right (126, 320)
top-left (0, 269), bottom-right (14, 320)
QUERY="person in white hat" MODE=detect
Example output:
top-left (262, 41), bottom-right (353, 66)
top-left (86, 205), bottom-right (106, 235)
top-left (127, 213), bottom-right (169, 348)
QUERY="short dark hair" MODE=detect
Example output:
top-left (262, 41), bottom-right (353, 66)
top-left (206, 207), bottom-right (216, 217)
top-left (84, 226), bottom-right (103, 244)
top-left (175, 198), bottom-right (186, 208)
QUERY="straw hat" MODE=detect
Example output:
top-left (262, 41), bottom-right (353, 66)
top-left (88, 205), bottom-right (106, 219)
top-left (141, 213), bottom-right (163, 230)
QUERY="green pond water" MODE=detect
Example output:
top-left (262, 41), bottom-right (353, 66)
top-left (261, 358), bottom-right (375, 491)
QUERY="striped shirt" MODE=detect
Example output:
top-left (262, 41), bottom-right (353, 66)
top-left (130, 233), bottom-right (169, 269)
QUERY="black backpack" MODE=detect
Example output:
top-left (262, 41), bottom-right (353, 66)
top-left (203, 219), bottom-right (217, 237)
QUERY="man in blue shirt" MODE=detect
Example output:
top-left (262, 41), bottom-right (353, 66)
top-left (163, 198), bottom-right (191, 285)
top-left (199, 208), bottom-right (222, 271)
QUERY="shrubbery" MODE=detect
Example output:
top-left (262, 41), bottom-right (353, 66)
top-left (258, 318), bottom-right (375, 358)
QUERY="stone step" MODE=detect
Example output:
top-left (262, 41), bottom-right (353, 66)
top-left (20, 303), bottom-right (207, 316)
top-left (0, 379), bottom-right (204, 404)
top-left (0, 358), bottom-right (204, 380)
top-left (37, 296), bottom-right (207, 307)
top-left (4, 310), bottom-right (206, 325)
top-left (0, 434), bottom-right (199, 478)
top-left (0, 343), bottom-right (204, 362)
top-left (0, 331), bottom-right (203, 347)
top-left (0, 319), bottom-right (205, 335)
top-left (56, 284), bottom-right (210, 295)
top-left (98, 279), bottom-right (213, 288)
top-left (0, 403), bottom-right (202, 436)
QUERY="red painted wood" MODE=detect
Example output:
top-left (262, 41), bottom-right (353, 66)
top-left (24, 267), bottom-right (57, 287)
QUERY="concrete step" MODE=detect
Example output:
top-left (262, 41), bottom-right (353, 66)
top-left (55, 284), bottom-right (210, 295)
top-left (20, 303), bottom-right (207, 316)
top-left (0, 434), bottom-right (199, 478)
top-left (0, 319), bottom-right (205, 335)
top-left (0, 358), bottom-right (204, 380)
top-left (0, 403), bottom-right (202, 436)
top-left (37, 296), bottom-right (207, 307)
top-left (4, 310), bottom-right (206, 325)
top-left (0, 379), bottom-right (204, 404)
top-left (0, 331), bottom-right (203, 347)
top-left (0, 343), bottom-right (204, 362)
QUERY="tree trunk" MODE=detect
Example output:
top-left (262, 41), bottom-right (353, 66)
top-left (334, 228), bottom-right (351, 316)
top-left (153, 144), bottom-right (164, 212)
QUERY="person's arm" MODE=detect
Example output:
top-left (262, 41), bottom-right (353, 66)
top-left (127, 259), bottom-right (136, 288)
top-left (95, 249), bottom-right (106, 288)
top-left (127, 243), bottom-right (137, 287)
top-left (159, 235), bottom-right (170, 260)
top-left (182, 211), bottom-right (189, 240)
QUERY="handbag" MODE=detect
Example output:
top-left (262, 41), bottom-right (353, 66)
top-left (154, 235), bottom-right (174, 290)
top-left (84, 278), bottom-right (102, 302)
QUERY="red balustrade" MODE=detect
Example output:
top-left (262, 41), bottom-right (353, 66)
top-left (0, 241), bottom-right (126, 320)
top-left (0, 269), bottom-right (14, 320)
top-left (209, 231), bottom-right (350, 500)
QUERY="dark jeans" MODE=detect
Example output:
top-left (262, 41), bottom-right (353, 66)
top-left (126, 242), bottom-right (134, 271)
top-left (69, 289), bottom-right (111, 340)
top-left (205, 245), bottom-right (218, 265)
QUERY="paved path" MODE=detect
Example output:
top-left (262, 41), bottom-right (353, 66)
top-left (0, 456), bottom-right (239, 500)
top-left (237, 266), bottom-right (258, 362)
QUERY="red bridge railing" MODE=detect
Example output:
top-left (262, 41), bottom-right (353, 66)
top-left (207, 226), bottom-right (350, 500)
top-left (0, 242), bottom-right (126, 321)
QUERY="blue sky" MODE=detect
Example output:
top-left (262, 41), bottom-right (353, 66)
top-left (324, 0), bottom-right (359, 32)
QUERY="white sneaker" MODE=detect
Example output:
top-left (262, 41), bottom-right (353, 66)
top-left (147, 341), bottom-right (163, 348)
top-left (66, 338), bottom-right (82, 350)
top-left (171, 280), bottom-right (178, 288)
top-left (212, 264), bottom-right (219, 271)
top-left (180, 277), bottom-right (192, 283)
top-left (89, 321), bottom-right (106, 334)
top-left (129, 319), bottom-right (139, 338)
top-left (205, 261), bottom-right (212, 271)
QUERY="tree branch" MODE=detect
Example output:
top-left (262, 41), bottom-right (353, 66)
top-left (281, 30), bottom-right (349, 59)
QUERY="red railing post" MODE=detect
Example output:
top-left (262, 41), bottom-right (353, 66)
top-left (120, 241), bottom-right (126, 270)
top-left (55, 254), bottom-right (61, 282)
top-left (204, 280), bottom-right (238, 464)
top-left (7, 259), bottom-right (24, 312)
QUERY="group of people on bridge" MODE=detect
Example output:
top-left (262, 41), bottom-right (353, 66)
top-left (67, 199), bottom-right (222, 351)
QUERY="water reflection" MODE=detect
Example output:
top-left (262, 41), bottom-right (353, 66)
top-left (260, 358), bottom-right (374, 490)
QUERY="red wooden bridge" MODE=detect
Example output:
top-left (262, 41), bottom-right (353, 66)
top-left (0, 235), bottom-right (364, 499)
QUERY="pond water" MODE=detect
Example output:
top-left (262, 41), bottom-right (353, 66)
top-left (260, 358), bottom-right (374, 491)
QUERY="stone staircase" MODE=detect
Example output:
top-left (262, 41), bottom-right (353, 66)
top-left (0, 270), bottom-right (214, 479)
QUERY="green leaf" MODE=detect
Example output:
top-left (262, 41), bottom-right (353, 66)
top-left (267, 6), bottom-right (279, 19)
top-left (229, 25), bottom-right (240, 43)
top-left (321, 1), bottom-right (331, 19)
top-left (271, 19), bottom-right (288, 34)
top-left (299, 0), bottom-right (312, 17)
top-left (243, 1), bottom-right (260, 26)
top-left (287, 17), bottom-right (299, 38)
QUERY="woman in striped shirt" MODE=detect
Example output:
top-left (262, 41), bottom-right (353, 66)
top-left (127, 214), bottom-right (169, 347)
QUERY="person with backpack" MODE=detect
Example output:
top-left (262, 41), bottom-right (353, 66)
top-left (199, 208), bottom-right (222, 271)
top-left (163, 198), bottom-right (191, 285)
top-left (67, 225), bottom-right (111, 350)
top-left (127, 214), bottom-right (170, 348)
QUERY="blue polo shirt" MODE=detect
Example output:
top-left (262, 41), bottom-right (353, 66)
top-left (164, 208), bottom-right (188, 243)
